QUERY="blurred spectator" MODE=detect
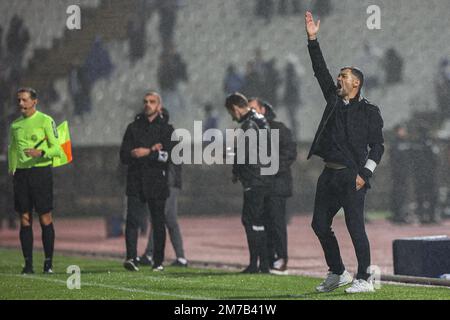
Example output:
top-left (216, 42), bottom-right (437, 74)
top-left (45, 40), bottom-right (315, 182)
top-left (127, 12), bottom-right (147, 65)
top-left (84, 36), bottom-right (114, 86)
top-left (242, 61), bottom-right (263, 98)
top-left (389, 124), bottom-right (413, 224)
top-left (157, 0), bottom-right (179, 50)
top-left (74, 36), bottom-right (113, 116)
top-left (203, 103), bottom-right (219, 132)
top-left (381, 47), bottom-right (403, 84)
top-left (223, 64), bottom-right (245, 95)
top-left (357, 42), bottom-right (382, 94)
top-left (261, 58), bottom-right (281, 106)
top-left (255, 0), bottom-right (274, 24)
top-left (313, 0), bottom-right (332, 18)
top-left (435, 58), bottom-right (450, 118)
top-left (411, 125), bottom-right (439, 224)
top-left (157, 45), bottom-right (188, 119)
top-left (283, 60), bottom-right (302, 141)
top-left (6, 15), bottom-right (30, 81)
top-left (251, 47), bottom-right (266, 78)
top-left (68, 64), bottom-right (92, 116)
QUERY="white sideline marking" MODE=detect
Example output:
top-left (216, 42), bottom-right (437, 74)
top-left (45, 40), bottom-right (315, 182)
top-left (0, 273), bottom-right (212, 300)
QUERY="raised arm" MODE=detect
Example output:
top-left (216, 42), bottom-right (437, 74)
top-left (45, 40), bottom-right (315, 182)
top-left (305, 11), bottom-right (336, 102)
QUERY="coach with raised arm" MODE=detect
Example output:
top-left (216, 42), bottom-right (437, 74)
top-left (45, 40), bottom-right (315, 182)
top-left (304, 11), bottom-right (384, 293)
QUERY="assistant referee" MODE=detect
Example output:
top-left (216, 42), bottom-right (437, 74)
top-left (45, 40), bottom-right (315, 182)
top-left (8, 88), bottom-right (62, 274)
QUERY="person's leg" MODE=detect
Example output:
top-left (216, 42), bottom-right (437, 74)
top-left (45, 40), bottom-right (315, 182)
top-left (39, 213), bottom-right (55, 272)
top-left (341, 171), bottom-right (371, 280)
top-left (19, 213), bottom-right (34, 272)
top-left (148, 199), bottom-right (166, 267)
top-left (242, 187), bottom-right (269, 272)
top-left (31, 167), bottom-right (55, 272)
top-left (263, 195), bottom-right (276, 264)
top-left (269, 196), bottom-right (288, 262)
top-left (165, 188), bottom-right (186, 260)
top-left (125, 195), bottom-right (145, 260)
top-left (311, 169), bottom-right (345, 275)
top-left (14, 169), bottom-right (34, 273)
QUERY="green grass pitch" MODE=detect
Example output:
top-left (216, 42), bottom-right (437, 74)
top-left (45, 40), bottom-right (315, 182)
top-left (0, 248), bottom-right (449, 300)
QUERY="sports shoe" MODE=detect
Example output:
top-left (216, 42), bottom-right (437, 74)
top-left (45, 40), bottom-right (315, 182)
top-left (139, 254), bottom-right (153, 266)
top-left (345, 279), bottom-right (375, 293)
top-left (123, 258), bottom-right (139, 271)
top-left (270, 258), bottom-right (288, 275)
top-left (21, 265), bottom-right (34, 275)
top-left (152, 265), bottom-right (164, 272)
top-left (43, 260), bottom-right (54, 274)
top-left (316, 270), bottom-right (353, 292)
top-left (171, 257), bottom-right (188, 267)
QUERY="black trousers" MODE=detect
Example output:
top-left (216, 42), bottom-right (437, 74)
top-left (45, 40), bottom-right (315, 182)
top-left (264, 196), bottom-right (288, 262)
top-left (311, 167), bottom-right (371, 280)
top-left (242, 186), bottom-right (271, 269)
top-left (125, 195), bottom-right (166, 266)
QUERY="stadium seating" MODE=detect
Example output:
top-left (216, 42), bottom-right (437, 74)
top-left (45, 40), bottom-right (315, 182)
top-left (25, 0), bottom-right (450, 145)
top-left (0, 0), bottom-right (100, 68)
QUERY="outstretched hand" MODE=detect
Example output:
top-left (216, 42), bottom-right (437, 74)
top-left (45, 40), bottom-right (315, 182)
top-left (305, 11), bottom-right (320, 40)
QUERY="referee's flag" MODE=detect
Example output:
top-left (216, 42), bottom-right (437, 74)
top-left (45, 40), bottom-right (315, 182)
top-left (53, 121), bottom-right (73, 167)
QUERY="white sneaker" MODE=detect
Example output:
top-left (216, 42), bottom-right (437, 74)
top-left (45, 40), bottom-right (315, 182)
top-left (345, 279), bottom-right (375, 293)
top-left (316, 270), bottom-right (353, 292)
top-left (152, 265), bottom-right (164, 272)
top-left (269, 259), bottom-right (288, 275)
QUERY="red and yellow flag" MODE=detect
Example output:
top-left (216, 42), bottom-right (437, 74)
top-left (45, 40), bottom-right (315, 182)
top-left (53, 121), bottom-right (73, 167)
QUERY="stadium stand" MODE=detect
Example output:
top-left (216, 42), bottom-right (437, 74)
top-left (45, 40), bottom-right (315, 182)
top-left (33, 0), bottom-right (450, 146)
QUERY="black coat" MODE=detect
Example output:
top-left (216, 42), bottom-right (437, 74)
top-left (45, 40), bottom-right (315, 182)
top-left (268, 119), bottom-right (297, 197)
top-left (307, 39), bottom-right (384, 175)
top-left (232, 109), bottom-right (274, 188)
top-left (120, 113), bottom-right (174, 200)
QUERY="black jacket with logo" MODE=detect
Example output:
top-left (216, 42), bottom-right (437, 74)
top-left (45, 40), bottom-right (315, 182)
top-left (307, 39), bottom-right (385, 179)
top-left (120, 113), bottom-right (174, 200)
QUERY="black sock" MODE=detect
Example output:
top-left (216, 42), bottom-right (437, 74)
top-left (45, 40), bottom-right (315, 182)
top-left (245, 229), bottom-right (259, 268)
top-left (256, 232), bottom-right (269, 271)
top-left (20, 226), bottom-right (33, 266)
top-left (41, 223), bottom-right (55, 261)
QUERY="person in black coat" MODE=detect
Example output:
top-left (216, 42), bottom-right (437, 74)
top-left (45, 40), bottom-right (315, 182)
top-left (305, 12), bottom-right (384, 293)
top-left (225, 92), bottom-right (274, 273)
top-left (248, 98), bottom-right (297, 274)
top-left (389, 124), bottom-right (412, 224)
top-left (120, 91), bottom-right (174, 272)
top-left (410, 126), bottom-right (439, 224)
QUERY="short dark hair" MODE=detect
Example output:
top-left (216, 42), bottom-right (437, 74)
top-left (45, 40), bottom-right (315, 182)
top-left (17, 87), bottom-right (38, 100)
top-left (341, 66), bottom-right (364, 92)
top-left (225, 92), bottom-right (248, 110)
